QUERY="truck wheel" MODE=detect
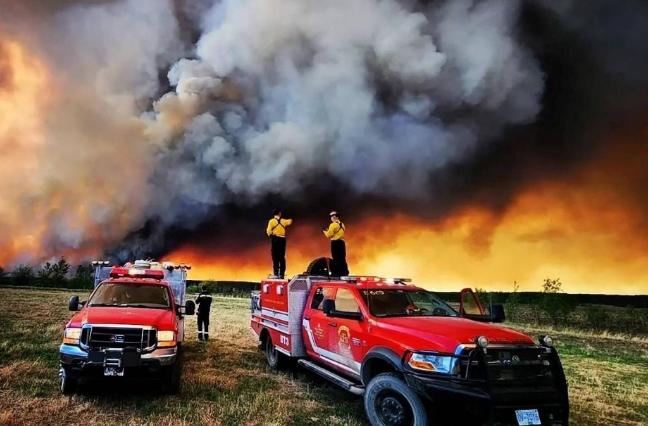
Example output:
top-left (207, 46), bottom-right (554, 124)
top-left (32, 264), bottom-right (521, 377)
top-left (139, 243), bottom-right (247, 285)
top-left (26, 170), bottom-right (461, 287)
top-left (364, 373), bottom-right (428, 426)
top-left (162, 363), bottom-right (181, 394)
top-left (60, 367), bottom-right (78, 395)
top-left (265, 336), bottom-right (286, 370)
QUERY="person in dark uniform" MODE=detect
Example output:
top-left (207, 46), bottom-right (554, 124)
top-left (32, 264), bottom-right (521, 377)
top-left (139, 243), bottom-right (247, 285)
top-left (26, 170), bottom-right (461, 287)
top-left (323, 211), bottom-right (349, 276)
top-left (266, 208), bottom-right (293, 278)
top-left (195, 285), bottom-right (212, 341)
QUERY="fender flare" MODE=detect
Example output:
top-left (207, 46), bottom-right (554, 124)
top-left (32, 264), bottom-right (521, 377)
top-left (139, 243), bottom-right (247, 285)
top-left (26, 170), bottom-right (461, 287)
top-left (361, 347), bottom-right (404, 385)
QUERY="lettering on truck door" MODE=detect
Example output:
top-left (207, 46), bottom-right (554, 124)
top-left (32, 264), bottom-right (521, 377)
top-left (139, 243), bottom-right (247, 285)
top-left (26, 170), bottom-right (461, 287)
top-left (304, 286), bottom-right (336, 363)
top-left (327, 288), bottom-right (365, 375)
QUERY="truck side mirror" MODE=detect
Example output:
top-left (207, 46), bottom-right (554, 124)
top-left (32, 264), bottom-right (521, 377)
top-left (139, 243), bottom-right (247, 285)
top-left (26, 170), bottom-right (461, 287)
top-left (322, 299), bottom-right (335, 315)
top-left (68, 295), bottom-right (79, 311)
top-left (490, 304), bottom-right (505, 323)
top-left (185, 300), bottom-right (195, 316)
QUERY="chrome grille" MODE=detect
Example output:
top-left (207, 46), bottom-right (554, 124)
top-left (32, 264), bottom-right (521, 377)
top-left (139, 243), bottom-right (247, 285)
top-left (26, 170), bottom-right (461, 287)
top-left (80, 326), bottom-right (156, 352)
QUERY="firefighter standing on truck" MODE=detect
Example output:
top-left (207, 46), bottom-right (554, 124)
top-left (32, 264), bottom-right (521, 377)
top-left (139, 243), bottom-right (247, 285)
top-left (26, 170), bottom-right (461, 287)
top-left (196, 285), bottom-right (212, 341)
top-left (266, 208), bottom-right (293, 278)
top-left (323, 211), bottom-right (349, 276)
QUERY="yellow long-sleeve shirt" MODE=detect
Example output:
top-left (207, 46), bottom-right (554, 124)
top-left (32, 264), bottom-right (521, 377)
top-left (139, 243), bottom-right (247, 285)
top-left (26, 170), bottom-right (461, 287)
top-left (323, 220), bottom-right (345, 240)
top-left (266, 216), bottom-right (293, 237)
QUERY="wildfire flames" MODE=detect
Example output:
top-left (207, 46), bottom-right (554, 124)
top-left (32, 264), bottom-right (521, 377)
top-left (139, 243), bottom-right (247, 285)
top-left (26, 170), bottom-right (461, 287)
top-left (169, 129), bottom-right (648, 295)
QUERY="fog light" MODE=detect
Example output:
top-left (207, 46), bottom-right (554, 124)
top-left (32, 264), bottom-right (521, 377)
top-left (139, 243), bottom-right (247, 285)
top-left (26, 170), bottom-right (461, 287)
top-left (540, 335), bottom-right (554, 347)
top-left (476, 335), bottom-right (489, 348)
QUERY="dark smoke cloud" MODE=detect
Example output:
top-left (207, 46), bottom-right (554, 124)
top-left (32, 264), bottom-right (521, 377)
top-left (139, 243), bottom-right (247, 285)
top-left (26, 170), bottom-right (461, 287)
top-left (2, 0), bottom-right (647, 264)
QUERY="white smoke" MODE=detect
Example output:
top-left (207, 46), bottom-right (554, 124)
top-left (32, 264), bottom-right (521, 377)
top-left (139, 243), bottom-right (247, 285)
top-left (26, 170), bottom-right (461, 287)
top-left (0, 0), bottom-right (544, 263)
top-left (143, 0), bottom-right (543, 229)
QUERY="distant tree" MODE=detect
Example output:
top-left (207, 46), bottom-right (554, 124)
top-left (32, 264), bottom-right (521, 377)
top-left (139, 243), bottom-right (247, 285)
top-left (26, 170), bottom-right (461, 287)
top-left (505, 281), bottom-right (521, 322)
top-left (540, 278), bottom-right (575, 326)
top-left (13, 264), bottom-right (35, 286)
top-left (38, 258), bottom-right (71, 283)
top-left (68, 263), bottom-right (94, 289)
top-left (75, 264), bottom-right (94, 281)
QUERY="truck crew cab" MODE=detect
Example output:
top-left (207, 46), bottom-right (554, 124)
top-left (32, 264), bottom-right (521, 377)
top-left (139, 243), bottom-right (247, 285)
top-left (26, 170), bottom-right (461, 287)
top-left (59, 260), bottom-right (195, 394)
top-left (251, 258), bottom-right (569, 426)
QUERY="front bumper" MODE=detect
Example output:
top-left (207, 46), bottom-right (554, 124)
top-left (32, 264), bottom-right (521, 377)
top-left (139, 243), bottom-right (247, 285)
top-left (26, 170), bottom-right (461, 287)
top-left (60, 343), bottom-right (177, 372)
top-left (403, 346), bottom-right (569, 425)
top-left (405, 372), bottom-right (568, 425)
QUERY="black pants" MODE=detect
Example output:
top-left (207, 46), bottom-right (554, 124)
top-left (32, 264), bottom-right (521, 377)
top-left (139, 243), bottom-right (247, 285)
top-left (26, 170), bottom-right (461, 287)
top-left (197, 314), bottom-right (209, 341)
top-left (270, 236), bottom-right (286, 278)
top-left (331, 239), bottom-right (349, 276)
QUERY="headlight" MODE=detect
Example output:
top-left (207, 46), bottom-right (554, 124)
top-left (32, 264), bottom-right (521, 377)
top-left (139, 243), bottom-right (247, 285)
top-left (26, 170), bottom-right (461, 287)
top-left (157, 330), bottom-right (176, 347)
top-left (407, 352), bottom-right (458, 374)
top-left (63, 327), bottom-right (82, 345)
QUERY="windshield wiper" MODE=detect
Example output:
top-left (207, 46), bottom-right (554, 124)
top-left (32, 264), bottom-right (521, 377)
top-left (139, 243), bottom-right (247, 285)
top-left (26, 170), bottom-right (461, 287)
top-left (88, 303), bottom-right (122, 307)
top-left (121, 304), bottom-right (169, 309)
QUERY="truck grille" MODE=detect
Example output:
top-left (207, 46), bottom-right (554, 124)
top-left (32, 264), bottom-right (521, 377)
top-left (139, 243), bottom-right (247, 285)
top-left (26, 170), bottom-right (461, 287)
top-left (80, 326), bottom-right (157, 352)
top-left (460, 346), bottom-right (554, 384)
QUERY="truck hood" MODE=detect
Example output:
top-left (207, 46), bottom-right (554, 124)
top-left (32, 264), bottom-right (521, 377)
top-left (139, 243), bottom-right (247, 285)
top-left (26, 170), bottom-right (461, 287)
top-left (68, 307), bottom-right (177, 331)
top-left (375, 316), bottom-right (534, 352)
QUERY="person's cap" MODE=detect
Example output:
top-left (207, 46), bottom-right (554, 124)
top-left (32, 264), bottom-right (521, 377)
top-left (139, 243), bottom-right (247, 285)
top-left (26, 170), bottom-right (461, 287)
top-left (329, 211), bottom-right (338, 216)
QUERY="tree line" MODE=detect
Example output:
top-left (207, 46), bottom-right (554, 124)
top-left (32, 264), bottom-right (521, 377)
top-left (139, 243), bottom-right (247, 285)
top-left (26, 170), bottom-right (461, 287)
top-left (0, 258), bottom-right (94, 289)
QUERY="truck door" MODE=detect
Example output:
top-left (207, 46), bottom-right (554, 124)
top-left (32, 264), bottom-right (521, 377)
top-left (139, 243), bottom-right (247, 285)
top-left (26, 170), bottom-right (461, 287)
top-left (303, 286), bottom-right (336, 360)
top-left (326, 288), bottom-right (365, 377)
top-left (459, 288), bottom-right (486, 316)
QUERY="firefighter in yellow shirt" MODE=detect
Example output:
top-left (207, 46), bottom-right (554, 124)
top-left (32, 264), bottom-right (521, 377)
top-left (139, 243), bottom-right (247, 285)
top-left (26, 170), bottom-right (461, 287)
top-left (266, 208), bottom-right (293, 278)
top-left (323, 211), bottom-right (349, 276)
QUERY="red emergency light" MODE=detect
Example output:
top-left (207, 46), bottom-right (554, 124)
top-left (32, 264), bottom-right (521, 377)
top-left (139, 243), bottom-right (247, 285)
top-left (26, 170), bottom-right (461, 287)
top-left (109, 267), bottom-right (165, 280)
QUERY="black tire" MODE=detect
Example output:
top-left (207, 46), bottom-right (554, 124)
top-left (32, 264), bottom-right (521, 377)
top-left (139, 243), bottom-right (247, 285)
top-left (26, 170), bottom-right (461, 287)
top-left (305, 257), bottom-right (332, 276)
top-left (265, 335), bottom-right (286, 370)
top-left (60, 367), bottom-right (77, 395)
top-left (162, 363), bottom-right (181, 394)
top-left (364, 373), bottom-right (428, 426)
top-left (162, 348), bottom-right (183, 394)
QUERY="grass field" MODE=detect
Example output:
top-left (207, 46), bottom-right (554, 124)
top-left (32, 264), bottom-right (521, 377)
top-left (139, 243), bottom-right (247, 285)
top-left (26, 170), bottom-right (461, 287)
top-left (0, 287), bottom-right (646, 425)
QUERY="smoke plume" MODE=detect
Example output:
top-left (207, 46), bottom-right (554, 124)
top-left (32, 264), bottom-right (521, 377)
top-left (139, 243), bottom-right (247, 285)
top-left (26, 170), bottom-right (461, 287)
top-left (1, 0), bottom-right (648, 293)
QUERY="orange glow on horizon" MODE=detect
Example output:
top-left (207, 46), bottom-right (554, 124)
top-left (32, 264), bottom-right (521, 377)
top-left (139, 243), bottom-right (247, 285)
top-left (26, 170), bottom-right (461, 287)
top-left (168, 133), bottom-right (648, 296)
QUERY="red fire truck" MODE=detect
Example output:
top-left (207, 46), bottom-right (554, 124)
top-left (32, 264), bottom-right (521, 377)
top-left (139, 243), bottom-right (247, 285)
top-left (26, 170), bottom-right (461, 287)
top-left (59, 260), bottom-right (195, 394)
top-left (251, 258), bottom-right (569, 426)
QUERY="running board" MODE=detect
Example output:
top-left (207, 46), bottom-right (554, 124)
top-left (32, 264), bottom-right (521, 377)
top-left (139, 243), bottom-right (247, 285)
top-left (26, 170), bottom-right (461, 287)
top-left (297, 359), bottom-right (365, 396)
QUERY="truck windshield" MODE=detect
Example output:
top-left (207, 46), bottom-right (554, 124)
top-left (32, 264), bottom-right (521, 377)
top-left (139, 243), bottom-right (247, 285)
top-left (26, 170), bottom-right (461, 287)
top-left (361, 289), bottom-right (457, 318)
top-left (88, 283), bottom-right (171, 309)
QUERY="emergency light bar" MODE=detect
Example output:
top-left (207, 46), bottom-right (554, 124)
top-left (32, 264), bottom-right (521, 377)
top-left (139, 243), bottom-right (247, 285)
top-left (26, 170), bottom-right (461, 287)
top-left (109, 266), bottom-right (164, 280)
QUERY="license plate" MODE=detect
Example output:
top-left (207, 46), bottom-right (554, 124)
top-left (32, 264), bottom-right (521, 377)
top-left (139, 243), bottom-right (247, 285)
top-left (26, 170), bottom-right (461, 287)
top-left (516, 409), bottom-right (541, 425)
top-left (103, 367), bottom-right (124, 377)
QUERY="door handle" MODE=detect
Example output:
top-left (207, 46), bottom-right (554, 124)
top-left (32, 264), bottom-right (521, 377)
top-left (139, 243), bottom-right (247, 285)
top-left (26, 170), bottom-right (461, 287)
top-left (328, 322), bottom-right (337, 327)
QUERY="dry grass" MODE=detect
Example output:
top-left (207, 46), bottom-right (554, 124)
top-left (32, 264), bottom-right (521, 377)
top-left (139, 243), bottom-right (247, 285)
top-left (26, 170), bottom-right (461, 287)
top-left (0, 287), bottom-right (646, 425)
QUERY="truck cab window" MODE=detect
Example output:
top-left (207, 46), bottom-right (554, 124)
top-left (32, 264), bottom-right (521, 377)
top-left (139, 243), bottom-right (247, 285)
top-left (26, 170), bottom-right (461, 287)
top-left (335, 288), bottom-right (360, 313)
top-left (361, 290), bottom-right (457, 317)
top-left (311, 287), bottom-right (335, 310)
top-left (89, 283), bottom-right (171, 309)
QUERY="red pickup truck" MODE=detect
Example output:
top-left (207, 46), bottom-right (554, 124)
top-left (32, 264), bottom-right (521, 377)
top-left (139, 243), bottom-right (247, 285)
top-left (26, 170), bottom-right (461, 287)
top-left (251, 258), bottom-right (569, 426)
top-left (59, 260), bottom-right (195, 394)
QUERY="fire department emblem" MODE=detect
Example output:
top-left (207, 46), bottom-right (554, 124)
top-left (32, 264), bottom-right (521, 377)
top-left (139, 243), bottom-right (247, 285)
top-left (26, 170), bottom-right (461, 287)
top-left (338, 325), bottom-right (351, 349)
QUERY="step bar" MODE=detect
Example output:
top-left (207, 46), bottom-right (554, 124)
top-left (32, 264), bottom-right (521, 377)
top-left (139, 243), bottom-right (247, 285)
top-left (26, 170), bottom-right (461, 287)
top-left (297, 359), bottom-right (365, 396)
